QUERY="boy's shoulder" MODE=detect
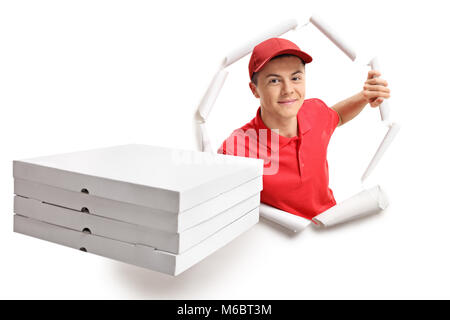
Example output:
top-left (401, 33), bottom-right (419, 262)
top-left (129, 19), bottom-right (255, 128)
top-left (302, 98), bottom-right (330, 114)
top-left (302, 98), bottom-right (336, 122)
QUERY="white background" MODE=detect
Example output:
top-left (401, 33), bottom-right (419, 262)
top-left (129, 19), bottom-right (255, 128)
top-left (1, 0), bottom-right (449, 299)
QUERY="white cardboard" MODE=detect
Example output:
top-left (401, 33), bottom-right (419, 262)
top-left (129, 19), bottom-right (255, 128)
top-left (14, 194), bottom-right (260, 254)
top-left (13, 144), bottom-right (263, 212)
top-left (14, 176), bottom-right (262, 232)
top-left (14, 209), bottom-right (259, 276)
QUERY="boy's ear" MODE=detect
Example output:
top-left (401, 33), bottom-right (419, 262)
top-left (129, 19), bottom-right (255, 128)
top-left (249, 82), bottom-right (260, 99)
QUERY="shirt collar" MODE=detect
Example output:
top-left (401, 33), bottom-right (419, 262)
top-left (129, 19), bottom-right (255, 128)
top-left (254, 105), bottom-right (312, 152)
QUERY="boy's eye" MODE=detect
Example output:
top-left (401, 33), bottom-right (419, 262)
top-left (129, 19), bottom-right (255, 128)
top-left (269, 77), bottom-right (302, 84)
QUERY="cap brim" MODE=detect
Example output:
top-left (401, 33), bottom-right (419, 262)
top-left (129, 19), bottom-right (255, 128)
top-left (254, 48), bottom-right (313, 74)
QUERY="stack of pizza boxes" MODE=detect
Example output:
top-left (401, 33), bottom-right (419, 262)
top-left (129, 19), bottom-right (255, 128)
top-left (13, 144), bottom-right (263, 276)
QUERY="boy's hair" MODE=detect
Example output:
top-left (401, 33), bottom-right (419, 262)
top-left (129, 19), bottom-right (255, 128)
top-left (251, 54), bottom-right (305, 86)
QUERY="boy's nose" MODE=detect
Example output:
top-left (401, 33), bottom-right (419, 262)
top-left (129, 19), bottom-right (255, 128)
top-left (281, 81), bottom-right (294, 95)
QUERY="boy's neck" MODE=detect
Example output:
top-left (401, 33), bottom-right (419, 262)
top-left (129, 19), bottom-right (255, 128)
top-left (260, 108), bottom-right (298, 138)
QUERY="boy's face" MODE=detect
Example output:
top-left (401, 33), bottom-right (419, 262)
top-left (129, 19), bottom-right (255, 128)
top-left (249, 56), bottom-right (305, 120)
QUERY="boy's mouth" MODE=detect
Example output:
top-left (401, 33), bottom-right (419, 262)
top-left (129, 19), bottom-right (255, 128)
top-left (278, 99), bottom-right (298, 106)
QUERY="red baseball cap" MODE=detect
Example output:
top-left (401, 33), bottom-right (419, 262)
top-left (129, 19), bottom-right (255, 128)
top-left (248, 38), bottom-right (313, 80)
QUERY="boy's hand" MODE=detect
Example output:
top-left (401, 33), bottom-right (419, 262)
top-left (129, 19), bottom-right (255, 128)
top-left (362, 70), bottom-right (391, 108)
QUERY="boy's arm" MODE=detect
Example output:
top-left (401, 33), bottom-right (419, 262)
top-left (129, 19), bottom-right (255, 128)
top-left (331, 70), bottom-right (391, 126)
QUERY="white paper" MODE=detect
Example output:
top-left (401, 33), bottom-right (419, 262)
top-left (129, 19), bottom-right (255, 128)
top-left (312, 185), bottom-right (389, 227)
top-left (369, 56), bottom-right (390, 121)
top-left (199, 122), bottom-right (213, 153)
top-left (259, 203), bottom-right (311, 232)
top-left (197, 68), bottom-right (228, 121)
top-left (310, 14), bottom-right (356, 61)
top-left (222, 19), bottom-right (298, 67)
top-left (361, 122), bottom-right (400, 182)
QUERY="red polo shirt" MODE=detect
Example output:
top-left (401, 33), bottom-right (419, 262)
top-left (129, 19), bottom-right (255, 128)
top-left (218, 98), bottom-right (340, 220)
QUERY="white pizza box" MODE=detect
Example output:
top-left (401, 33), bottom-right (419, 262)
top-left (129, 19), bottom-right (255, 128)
top-left (14, 193), bottom-right (260, 254)
top-left (14, 175), bottom-right (262, 233)
top-left (13, 144), bottom-right (263, 213)
top-left (13, 208), bottom-right (259, 276)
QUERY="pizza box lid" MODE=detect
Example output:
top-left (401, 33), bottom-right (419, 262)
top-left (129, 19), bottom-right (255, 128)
top-left (13, 144), bottom-right (263, 213)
